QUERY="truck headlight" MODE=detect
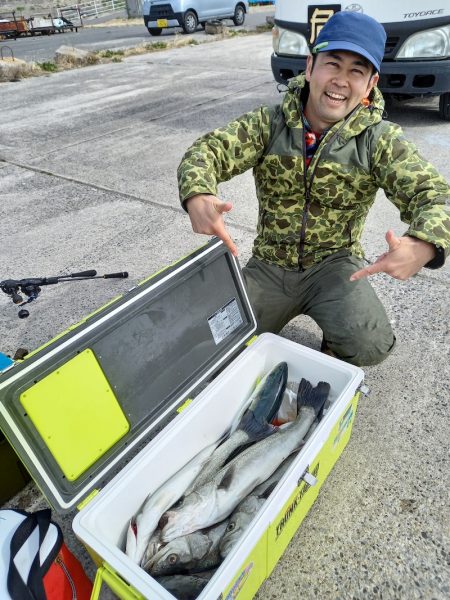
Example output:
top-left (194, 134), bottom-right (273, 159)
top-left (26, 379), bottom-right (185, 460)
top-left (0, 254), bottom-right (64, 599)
top-left (396, 25), bottom-right (450, 59)
top-left (272, 26), bottom-right (310, 56)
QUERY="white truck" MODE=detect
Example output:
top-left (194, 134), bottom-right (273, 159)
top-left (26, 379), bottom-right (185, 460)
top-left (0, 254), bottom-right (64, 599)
top-left (271, 0), bottom-right (450, 120)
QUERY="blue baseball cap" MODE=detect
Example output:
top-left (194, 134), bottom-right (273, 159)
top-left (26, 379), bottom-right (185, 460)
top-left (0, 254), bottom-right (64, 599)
top-left (312, 11), bottom-right (386, 72)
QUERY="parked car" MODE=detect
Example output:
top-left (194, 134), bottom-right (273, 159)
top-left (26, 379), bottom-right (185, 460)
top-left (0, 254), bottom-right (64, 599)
top-left (142, 0), bottom-right (249, 36)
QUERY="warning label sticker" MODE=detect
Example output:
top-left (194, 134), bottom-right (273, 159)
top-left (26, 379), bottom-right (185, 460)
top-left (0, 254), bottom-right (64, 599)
top-left (208, 298), bottom-right (243, 345)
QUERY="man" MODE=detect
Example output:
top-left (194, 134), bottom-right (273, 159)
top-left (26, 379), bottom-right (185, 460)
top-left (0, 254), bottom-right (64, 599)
top-left (178, 11), bottom-right (450, 366)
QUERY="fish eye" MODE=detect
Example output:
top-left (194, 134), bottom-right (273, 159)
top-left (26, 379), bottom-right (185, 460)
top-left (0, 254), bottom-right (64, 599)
top-left (227, 522), bottom-right (235, 532)
top-left (168, 554), bottom-right (178, 565)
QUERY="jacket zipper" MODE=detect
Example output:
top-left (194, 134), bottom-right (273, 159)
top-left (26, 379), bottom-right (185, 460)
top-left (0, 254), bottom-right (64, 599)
top-left (56, 554), bottom-right (77, 600)
top-left (297, 105), bottom-right (362, 269)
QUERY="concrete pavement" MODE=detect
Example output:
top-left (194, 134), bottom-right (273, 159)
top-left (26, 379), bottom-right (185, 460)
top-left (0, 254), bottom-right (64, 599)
top-left (1, 32), bottom-right (449, 600)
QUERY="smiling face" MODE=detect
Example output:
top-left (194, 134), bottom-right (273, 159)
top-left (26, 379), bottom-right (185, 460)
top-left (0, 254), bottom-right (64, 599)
top-left (304, 50), bottom-right (379, 133)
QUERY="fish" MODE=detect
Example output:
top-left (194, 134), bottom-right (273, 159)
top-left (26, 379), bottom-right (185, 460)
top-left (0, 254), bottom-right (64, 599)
top-left (143, 520), bottom-right (228, 576)
top-left (159, 378), bottom-right (330, 543)
top-left (183, 362), bottom-right (288, 495)
top-left (125, 441), bottom-right (220, 565)
top-left (140, 529), bottom-right (163, 569)
top-left (155, 570), bottom-right (215, 600)
top-left (219, 453), bottom-right (297, 558)
top-left (219, 414), bottom-right (322, 559)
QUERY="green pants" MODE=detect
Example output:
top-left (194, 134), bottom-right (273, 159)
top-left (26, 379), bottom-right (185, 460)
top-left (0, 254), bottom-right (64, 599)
top-left (242, 252), bottom-right (395, 367)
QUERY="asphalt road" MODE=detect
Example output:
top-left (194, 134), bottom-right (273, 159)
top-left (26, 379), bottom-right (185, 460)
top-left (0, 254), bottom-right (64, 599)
top-left (1, 28), bottom-right (449, 600)
top-left (0, 7), bottom-right (274, 63)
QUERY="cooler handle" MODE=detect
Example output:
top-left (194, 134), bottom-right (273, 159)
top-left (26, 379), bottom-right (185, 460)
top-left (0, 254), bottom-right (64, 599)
top-left (91, 565), bottom-right (144, 600)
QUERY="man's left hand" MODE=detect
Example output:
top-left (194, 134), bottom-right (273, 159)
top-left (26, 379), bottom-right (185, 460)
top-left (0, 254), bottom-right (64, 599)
top-left (350, 230), bottom-right (436, 281)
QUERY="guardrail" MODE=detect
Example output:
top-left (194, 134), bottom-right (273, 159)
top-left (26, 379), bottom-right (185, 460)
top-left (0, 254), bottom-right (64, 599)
top-left (61, 0), bottom-right (127, 19)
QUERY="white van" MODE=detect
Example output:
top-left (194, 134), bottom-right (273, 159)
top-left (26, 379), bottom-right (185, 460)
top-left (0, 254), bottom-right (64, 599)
top-left (271, 0), bottom-right (450, 120)
top-left (143, 0), bottom-right (249, 36)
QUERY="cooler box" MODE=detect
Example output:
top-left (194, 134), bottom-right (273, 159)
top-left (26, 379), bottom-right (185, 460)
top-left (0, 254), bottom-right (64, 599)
top-left (0, 239), bottom-right (364, 600)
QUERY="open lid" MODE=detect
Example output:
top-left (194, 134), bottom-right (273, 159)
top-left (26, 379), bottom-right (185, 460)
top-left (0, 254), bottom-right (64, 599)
top-left (0, 239), bottom-right (257, 511)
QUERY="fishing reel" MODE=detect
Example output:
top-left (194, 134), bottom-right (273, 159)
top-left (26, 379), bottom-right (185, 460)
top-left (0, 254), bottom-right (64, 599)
top-left (0, 269), bottom-right (128, 319)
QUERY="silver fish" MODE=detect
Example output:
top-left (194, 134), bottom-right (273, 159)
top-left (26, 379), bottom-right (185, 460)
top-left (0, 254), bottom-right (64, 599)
top-left (183, 362), bottom-right (288, 495)
top-left (140, 528), bottom-right (163, 569)
top-left (219, 453), bottom-right (297, 558)
top-left (159, 379), bottom-right (330, 543)
top-left (155, 570), bottom-right (215, 600)
top-left (143, 520), bottom-right (228, 577)
top-left (125, 441), bottom-right (219, 565)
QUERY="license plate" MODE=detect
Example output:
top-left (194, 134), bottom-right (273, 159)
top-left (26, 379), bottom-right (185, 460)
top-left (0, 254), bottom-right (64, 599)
top-left (157, 19), bottom-right (168, 28)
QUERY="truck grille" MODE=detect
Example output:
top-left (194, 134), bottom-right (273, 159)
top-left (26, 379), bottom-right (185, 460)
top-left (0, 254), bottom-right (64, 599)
top-left (149, 4), bottom-right (175, 19)
top-left (384, 36), bottom-right (400, 57)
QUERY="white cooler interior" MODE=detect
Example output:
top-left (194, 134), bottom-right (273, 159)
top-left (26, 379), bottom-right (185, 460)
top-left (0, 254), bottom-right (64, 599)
top-left (73, 333), bottom-right (363, 598)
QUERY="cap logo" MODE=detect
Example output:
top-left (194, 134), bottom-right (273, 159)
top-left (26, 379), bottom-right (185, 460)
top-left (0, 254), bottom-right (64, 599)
top-left (312, 41), bottom-right (329, 54)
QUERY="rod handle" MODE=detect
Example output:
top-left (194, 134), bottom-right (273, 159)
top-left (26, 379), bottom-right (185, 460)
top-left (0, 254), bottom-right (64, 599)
top-left (70, 270), bottom-right (97, 278)
top-left (103, 272), bottom-right (128, 279)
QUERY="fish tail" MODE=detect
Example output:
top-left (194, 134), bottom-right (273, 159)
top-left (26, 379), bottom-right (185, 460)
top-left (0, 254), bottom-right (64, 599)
top-left (297, 379), bottom-right (330, 418)
top-left (251, 362), bottom-right (288, 422)
top-left (240, 409), bottom-right (277, 441)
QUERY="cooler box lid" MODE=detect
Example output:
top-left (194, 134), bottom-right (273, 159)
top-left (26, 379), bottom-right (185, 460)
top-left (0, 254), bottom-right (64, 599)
top-left (0, 239), bottom-right (257, 511)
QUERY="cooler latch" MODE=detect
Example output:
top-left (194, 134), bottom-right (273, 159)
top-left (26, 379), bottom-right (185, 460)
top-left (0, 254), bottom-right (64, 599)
top-left (297, 466), bottom-right (318, 488)
top-left (357, 383), bottom-right (370, 397)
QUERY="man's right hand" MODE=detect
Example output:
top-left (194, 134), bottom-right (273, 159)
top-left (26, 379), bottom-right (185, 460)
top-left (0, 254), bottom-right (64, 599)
top-left (185, 194), bottom-right (238, 256)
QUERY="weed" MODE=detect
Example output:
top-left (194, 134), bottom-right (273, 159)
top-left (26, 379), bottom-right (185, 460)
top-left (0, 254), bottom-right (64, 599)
top-left (38, 61), bottom-right (58, 72)
top-left (188, 39), bottom-right (199, 45)
top-left (256, 23), bottom-right (273, 32)
top-left (150, 42), bottom-right (167, 50)
top-left (98, 49), bottom-right (125, 58)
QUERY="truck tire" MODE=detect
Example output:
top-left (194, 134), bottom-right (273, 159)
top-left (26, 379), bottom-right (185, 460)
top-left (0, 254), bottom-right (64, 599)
top-left (232, 4), bottom-right (245, 26)
top-left (439, 92), bottom-right (450, 121)
top-left (147, 27), bottom-right (162, 36)
top-left (182, 10), bottom-right (198, 34)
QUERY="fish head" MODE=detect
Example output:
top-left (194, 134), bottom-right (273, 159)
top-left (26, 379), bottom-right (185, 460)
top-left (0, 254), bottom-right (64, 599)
top-left (144, 536), bottom-right (192, 576)
top-left (140, 530), bottom-right (163, 568)
top-left (219, 496), bottom-right (262, 559)
top-left (159, 491), bottom-right (215, 543)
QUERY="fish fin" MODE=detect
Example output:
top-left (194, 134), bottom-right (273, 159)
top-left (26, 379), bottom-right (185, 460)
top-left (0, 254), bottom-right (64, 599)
top-left (299, 380), bottom-right (330, 417)
top-left (296, 378), bottom-right (313, 410)
top-left (218, 465), bottom-right (235, 490)
top-left (251, 362), bottom-right (288, 422)
top-left (258, 480), bottom-right (278, 500)
top-left (316, 382), bottom-right (331, 420)
top-left (224, 441), bottom-right (254, 464)
top-left (240, 409), bottom-right (277, 441)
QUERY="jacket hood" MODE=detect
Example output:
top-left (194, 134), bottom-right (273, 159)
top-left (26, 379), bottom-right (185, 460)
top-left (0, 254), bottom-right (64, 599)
top-left (282, 73), bottom-right (385, 138)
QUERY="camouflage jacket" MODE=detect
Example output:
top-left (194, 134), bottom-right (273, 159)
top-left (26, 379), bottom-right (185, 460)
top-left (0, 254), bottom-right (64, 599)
top-left (178, 74), bottom-right (450, 270)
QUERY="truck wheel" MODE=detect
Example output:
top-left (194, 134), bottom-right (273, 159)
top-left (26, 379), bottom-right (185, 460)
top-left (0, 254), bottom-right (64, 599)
top-left (439, 92), bottom-right (450, 121)
top-left (182, 10), bottom-right (198, 34)
top-left (232, 4), bottom-right (245, 26)
top-left (147, 27), bottom-right (162, 36)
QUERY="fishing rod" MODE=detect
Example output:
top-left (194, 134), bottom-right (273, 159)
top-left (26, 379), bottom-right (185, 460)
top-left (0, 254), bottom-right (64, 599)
top-left (0, 270), bottom-right (129, 318)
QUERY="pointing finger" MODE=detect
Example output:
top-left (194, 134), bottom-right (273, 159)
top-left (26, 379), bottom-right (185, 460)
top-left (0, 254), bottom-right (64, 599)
top-left (350, 262), bottom-right (384, 281)
top-left (213, 221), bottom-right (238, 256)
top-left (221, 231), bottom-right (238, 256)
